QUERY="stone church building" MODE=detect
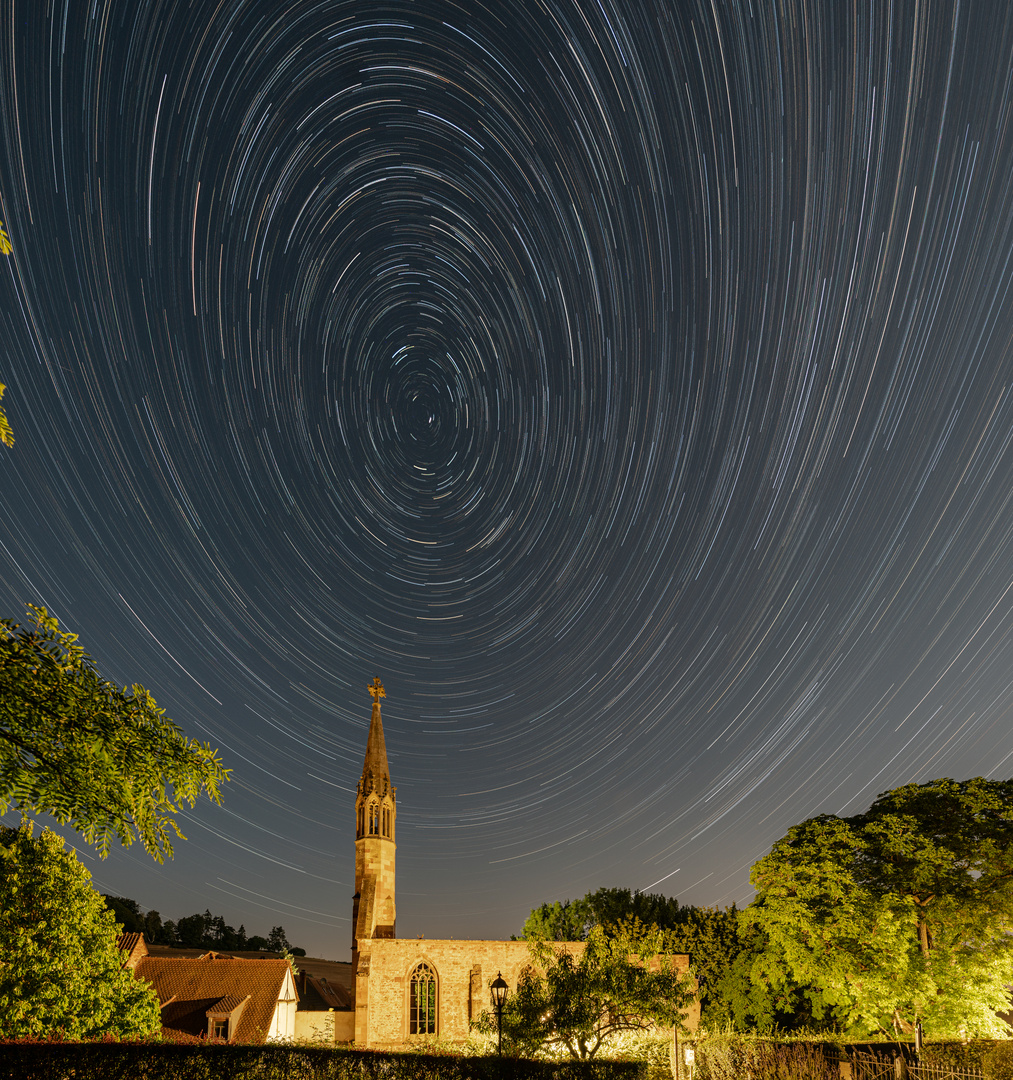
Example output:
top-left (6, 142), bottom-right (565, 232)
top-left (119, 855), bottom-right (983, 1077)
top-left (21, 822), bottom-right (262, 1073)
top-left (341, 678), bottom-right (697, 1047)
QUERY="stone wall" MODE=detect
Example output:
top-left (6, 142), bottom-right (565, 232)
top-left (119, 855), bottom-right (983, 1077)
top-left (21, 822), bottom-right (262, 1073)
top-left (360, 939), bottom-right (536, 1045)
top-left (357, 939), bottom-right (698, 1047)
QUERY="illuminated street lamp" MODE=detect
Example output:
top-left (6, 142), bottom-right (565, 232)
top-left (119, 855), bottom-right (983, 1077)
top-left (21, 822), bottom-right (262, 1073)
top-left (490, 972), bottom-right (508, 1055)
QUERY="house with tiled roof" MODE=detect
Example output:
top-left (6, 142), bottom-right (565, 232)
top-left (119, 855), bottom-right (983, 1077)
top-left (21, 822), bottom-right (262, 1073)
top-left (119, 935), bottom-right (297, 1042)
top-left (112, 677), bottom-right (697, 1048)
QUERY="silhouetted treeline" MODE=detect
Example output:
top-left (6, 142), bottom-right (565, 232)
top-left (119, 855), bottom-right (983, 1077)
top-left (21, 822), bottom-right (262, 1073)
top-left (103, 896), bottom-right (305, 955)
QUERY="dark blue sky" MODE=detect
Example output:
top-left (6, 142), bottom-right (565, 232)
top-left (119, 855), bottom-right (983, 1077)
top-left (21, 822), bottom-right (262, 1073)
top-left (3, 0), bottom-right (1013, 959)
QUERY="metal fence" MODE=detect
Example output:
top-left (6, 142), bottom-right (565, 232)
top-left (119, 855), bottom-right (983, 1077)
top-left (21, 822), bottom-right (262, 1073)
top-left (907, 1064), bottom-right (984, 1080)
top-left (850, 1051), bottom-right (901, 1080)
top-left (847, 1053), bottom-right (984, 1080)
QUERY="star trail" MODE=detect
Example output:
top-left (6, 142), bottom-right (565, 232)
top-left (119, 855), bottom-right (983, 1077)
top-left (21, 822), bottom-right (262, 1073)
top-left (3, 0), bottom-right (1013, 958)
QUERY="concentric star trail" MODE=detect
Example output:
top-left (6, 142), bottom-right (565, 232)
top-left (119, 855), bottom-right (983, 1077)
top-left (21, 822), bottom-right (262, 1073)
top-left (2, 0), bottom-right (1013, 956)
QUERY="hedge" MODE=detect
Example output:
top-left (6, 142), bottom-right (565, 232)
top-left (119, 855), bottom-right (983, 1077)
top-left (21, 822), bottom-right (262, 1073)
top-left (0, 1043), bottom-right (649, 1080)
top-left (688, 1037), bottom-right (839, 1080)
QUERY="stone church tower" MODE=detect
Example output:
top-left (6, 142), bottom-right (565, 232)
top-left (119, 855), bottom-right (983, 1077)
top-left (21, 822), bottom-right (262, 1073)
top-left (352, 678), bottom-right (396, 955)
top-left (346, 677), bottom-right (699, 1046)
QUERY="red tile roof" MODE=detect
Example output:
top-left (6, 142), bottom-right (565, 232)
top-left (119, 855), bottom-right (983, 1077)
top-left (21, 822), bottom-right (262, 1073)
top-left (207, 995), bottom-right (248, 1015)
top-left (297, 970), bottom-right (349, 1010)
top-left (134, 956), bottom-right (295, 1043)
top-left (116, 932), bottom-right (148, 968)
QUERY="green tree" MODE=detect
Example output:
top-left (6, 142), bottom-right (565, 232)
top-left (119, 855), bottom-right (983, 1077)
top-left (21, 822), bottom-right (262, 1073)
top-left (520, 886), bottom-right (745, 1032)
top-left (143, 908), bottom-right (167, 943)
top-left (712, 921), bottom-right (810, 1032)
top-left (267, 925), bottom-right (291, 953)
top-left (662, 905), bottom-right (746, 1031)
top-left (476, 920), bottom-right (695, 1059)
top-left (521, 886), bottom-right (683, 941)
top-left (0, 824), bottom-right (161, 1038)
top-left (175, 909), bottom-right (211, 947)
top-left (102, 894), bottom-right (302, 954)
top-left (103, 894), bottom-right (144, 934)
top-left (0, 382), bottom-right (12, 448)
top-left (747, 778), bottom-right (1013, 1037)
top-left (0, 605), bottom-right (229, 862)
top-left (521, 897), bottom-right (592, 941)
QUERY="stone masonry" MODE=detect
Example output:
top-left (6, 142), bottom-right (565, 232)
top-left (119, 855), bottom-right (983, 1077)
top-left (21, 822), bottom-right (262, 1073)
top-left (347, 679), bottom-right (698, 1046)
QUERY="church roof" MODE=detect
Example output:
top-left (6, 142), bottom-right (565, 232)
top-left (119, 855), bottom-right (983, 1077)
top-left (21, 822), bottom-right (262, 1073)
top-left (360, 677), bottom-right (391, 792)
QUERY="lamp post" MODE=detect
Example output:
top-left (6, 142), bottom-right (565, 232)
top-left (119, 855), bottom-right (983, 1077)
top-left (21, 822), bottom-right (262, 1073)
top-left (490, 972), bottom-right (508, 1056)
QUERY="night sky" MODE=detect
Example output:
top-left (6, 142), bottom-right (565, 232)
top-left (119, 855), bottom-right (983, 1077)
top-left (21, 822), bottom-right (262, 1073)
top-left (3, 0), bottom-right (1013, 960)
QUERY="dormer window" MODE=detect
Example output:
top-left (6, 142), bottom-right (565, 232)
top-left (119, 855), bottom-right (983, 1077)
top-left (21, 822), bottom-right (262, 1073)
top-left (206, 994), bottom-right (248, 1041)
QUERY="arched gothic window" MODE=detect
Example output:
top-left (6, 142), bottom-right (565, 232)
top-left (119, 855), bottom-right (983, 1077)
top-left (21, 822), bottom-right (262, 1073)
top-left (409, 962), bottom-right (437, 1035)
top-left (368, 802), bottom-right (379, 835)
top-left (382, 806), bottom-right (390, 836)
top-left (357, 804), bottom-right (365, 837)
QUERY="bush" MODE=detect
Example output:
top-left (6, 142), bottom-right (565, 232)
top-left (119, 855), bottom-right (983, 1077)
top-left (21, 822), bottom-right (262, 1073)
top-left (984, 1042), bottom-right (1013, 1080)
top-left (921, 1040), bottom-right (1000, 1075)
top-left (690, 1035), bottom-right (838, 1080)
top-left (0, 1043), bottom-right (650, 1080)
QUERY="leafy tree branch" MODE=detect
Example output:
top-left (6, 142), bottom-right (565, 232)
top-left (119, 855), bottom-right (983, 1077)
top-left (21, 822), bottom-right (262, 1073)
top-left (0, 605), bottom-right (229, 861)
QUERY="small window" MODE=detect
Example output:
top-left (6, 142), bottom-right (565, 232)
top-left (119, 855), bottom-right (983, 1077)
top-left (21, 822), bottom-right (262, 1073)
top-left (212, 1018), bottom-right (228, 1039)
top-left (409, 962), bottom-right (437, 1035)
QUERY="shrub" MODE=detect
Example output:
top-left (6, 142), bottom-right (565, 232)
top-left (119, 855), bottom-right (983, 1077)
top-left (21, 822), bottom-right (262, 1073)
top-left (0, 1043), bottom-right (650, 1080)
top-left (921, 1040), bottom-right (999, 1075)
top-left (691, 1035), bottom-right (838, 1080)
top-left (984, 1041), bottom-right (1013, 1080)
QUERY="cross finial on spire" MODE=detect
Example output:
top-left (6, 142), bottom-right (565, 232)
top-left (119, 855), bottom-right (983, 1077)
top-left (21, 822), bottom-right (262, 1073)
top-left (368, 676), bottom-right (386, 703)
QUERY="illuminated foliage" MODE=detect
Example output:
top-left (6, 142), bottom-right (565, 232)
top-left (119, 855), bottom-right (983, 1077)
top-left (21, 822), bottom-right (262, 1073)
top-left (476, 920), bottom-right (695, 1059)
top-left (0, 382), bottom-right (12, 448)
top-left (521, 886), bottom-right (744, 1031)
top-left (746, 778), bottom-right (1013, 1036)
top-left (0, 824), bottom-right (161, 1038)
top-left (0, 605), bottom-right (229, 862)
top-left (521, 886), bottom-right (684, 941)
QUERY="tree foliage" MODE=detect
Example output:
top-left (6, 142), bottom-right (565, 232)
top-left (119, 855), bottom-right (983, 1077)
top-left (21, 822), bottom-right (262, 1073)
top-left (710, 922), bottom-right (813, 1033)
top-left (746, 778), bottom-right (1013, 1037)
top-left (520, 885), bottom-right (744, 1031)
top-left (0, 605), bottom-right (229, 861)
top-left (101, 895), bottom-right (304, 954)
top-left (521, 886), bottom-right (683, 941)
top-left (0, 824), bottom-right (161, 1038)
top-left (477, 920), bottom-right (695, 1059)
top-left (0, 382), bottom-right (12, 448)
top-left (661, 905), bottom-right (746, 1031)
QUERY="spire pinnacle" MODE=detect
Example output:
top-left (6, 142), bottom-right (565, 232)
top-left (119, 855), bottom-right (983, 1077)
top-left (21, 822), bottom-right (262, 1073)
top-left (360, 676), bottom-right (391, 794)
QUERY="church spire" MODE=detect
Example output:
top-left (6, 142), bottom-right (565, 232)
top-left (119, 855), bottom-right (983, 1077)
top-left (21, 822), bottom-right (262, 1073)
top-left (360, 676), bottom-right (390, 795)
top-left (353, 677), bottom-right (396, 950)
